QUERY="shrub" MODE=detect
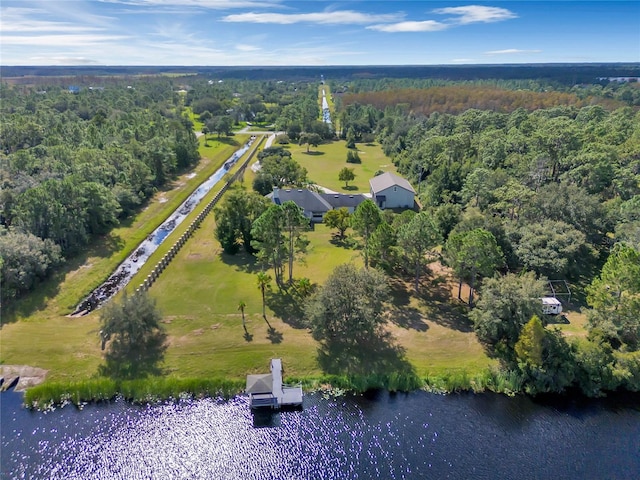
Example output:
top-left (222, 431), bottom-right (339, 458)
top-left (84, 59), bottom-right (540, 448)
top-left (346, 150), bottom-right (361, 164)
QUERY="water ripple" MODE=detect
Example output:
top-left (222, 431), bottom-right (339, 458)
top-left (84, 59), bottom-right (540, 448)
top-left (2, 391), bottom-right (640, 479)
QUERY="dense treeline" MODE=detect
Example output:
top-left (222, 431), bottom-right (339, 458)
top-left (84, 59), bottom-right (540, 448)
top-left (0, 76), bottom-right (329, 304)
top-left (337, 85), bottom-right (640, 396)
top-left (5, 64), bottom-right (639, 85)
top-left (0, 79), bottom-right (199, 302)
top-left (338, 77), bottom-right (640, 107)
top-left (341, 85), bottom-right (627, 117)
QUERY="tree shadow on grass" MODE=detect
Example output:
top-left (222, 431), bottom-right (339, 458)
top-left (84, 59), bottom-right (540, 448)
top-left (416, 271), bottom-right (474, 333)
top-left (217, 136), bottom-right (240, 147)
top-left (218, 250), bottom-right (262, 274)
top-left (267, 327), bottom-right (283, 344)
top-left (265, 289), bottom-right (306, 329)
top-left (317, 330), bottom-right (415, 379)
top-left (387, 279), bottom-right (429, 332)
top-left (303, 151), bottom-right (325, 156)
top-left (544, 314), bottom-right (570, 325)
top-left (243, 328), bottom-right (254, 342)
top-left (329, 235), bottom-right (359, 250)
top-left (340, 185), bottom-right (358, 191)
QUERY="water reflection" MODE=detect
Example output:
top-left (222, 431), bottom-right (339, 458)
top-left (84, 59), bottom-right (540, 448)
top-left (2, 390), bottom-right (640, 479)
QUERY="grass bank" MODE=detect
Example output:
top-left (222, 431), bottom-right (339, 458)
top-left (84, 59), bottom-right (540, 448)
top-left (24, 377), bottom-right (245, 410)
top-left (23, 367), bottom-right (527, 409)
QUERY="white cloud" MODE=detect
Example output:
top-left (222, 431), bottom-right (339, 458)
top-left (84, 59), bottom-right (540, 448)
top-left (367, 20), bottom-right (447, 33)
top-left (28, 56), bottom-right (101, 65)
top-left (484, 48), bottom-right (541, 55)
top-left (236, 44), bottom-right (261, 52)
top-left (2, 34), bottom-right (130, 46)
top-left (366, 4), bottom-right (516, 33)
top-left (451, 58), bottom-right (476, 63)
top-left (0, 6), bottom-right (104, 33)
top-left (223, 10), bottom-right (403, 25)
top-left (1, 20), bottom-right (102, 33)
top-left (98, 0), bottom-right (279, 8)
top-left (433, 5), bottom-right (517, 24)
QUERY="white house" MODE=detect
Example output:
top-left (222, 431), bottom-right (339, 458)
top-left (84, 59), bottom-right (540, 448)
top-left (369, 172), bottom-right (416, 209)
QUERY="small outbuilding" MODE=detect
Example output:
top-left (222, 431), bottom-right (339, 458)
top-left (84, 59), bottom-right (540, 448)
top-left (541, 297), bottom-right (563, 315)
top-left (369, 172), bottom-right (415, 209)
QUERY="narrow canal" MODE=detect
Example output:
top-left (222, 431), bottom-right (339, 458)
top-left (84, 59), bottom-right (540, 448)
top-left (71, 137), bottom-right (256, 316)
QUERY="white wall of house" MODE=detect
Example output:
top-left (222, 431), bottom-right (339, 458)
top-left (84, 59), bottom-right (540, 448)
top-left (372, 185), bottom-right (414, 209)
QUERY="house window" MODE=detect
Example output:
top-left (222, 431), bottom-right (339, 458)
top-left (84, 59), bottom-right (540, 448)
top-left (393, 186), bottom-right (397, 191)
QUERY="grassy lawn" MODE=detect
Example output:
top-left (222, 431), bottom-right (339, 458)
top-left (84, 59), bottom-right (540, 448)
top-left (1, 139), bottom-right (497, 390)
top-left (0, 136), bottom-right (251, 380)
top-left (286, 139), bottom-right (399, 193)
top-left (143, 217), bottom-right (363, 378)
top-left (143, 212), bottom-right (495, 380)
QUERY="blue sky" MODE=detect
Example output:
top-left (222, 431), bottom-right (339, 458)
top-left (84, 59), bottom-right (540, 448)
top-left (1, 1), bottom-right (638, 65)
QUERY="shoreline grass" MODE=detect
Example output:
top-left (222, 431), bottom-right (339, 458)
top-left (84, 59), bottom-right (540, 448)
top-left (23, 368), bottom-right (527, 410)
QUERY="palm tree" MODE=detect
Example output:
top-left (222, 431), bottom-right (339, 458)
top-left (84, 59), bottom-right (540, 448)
top-left (296, 277), bottom-right (313, 298)
top-left (238, 300), bottom-right (247, 332)
top-left (256, 271), bottom-right (272, 318)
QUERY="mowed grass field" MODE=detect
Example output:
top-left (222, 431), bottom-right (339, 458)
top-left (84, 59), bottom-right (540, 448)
top-left (285, 139), bottom-right (398, 193)
top-left (133, 200), bottom-right (495, 380)
top-left (1, 138), bottom-right (496, 387)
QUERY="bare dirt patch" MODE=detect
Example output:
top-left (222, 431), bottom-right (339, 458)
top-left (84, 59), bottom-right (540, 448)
top-left (0, 365), bottom-right (48, 392)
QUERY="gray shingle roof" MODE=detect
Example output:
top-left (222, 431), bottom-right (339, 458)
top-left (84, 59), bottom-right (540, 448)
top-left (369, 172), bottom-right (415, 194)
top-left (268, 189), bottom-right (332, 212)
top-left (246, 374), bottom-right (273, 394)
top-left (321, 193), bottom-right (367, 209)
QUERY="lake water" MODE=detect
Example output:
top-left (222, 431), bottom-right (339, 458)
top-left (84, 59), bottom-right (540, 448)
top-left (2, 390), bottom-right (639, 479)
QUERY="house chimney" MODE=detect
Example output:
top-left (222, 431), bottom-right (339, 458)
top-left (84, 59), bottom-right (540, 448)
top-left (273, 187), bottom-right (279, 201)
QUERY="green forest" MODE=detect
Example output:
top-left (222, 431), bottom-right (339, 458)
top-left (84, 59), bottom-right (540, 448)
top-left (334, 79), bottom-right (640, 395)
top-left (1, 70), bottom-right (639, 400)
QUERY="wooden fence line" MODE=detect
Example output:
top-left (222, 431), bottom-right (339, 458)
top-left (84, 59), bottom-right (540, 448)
top-left (135, 135), bottom-right (266, 295)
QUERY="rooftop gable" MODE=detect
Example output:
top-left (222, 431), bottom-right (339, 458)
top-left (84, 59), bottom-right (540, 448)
top-left (369, 172), bottom-right (415, 195)
top-left (246, 374), bottom-right (273, 394)
top-left (269, 188), bottom-right (332, 212)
